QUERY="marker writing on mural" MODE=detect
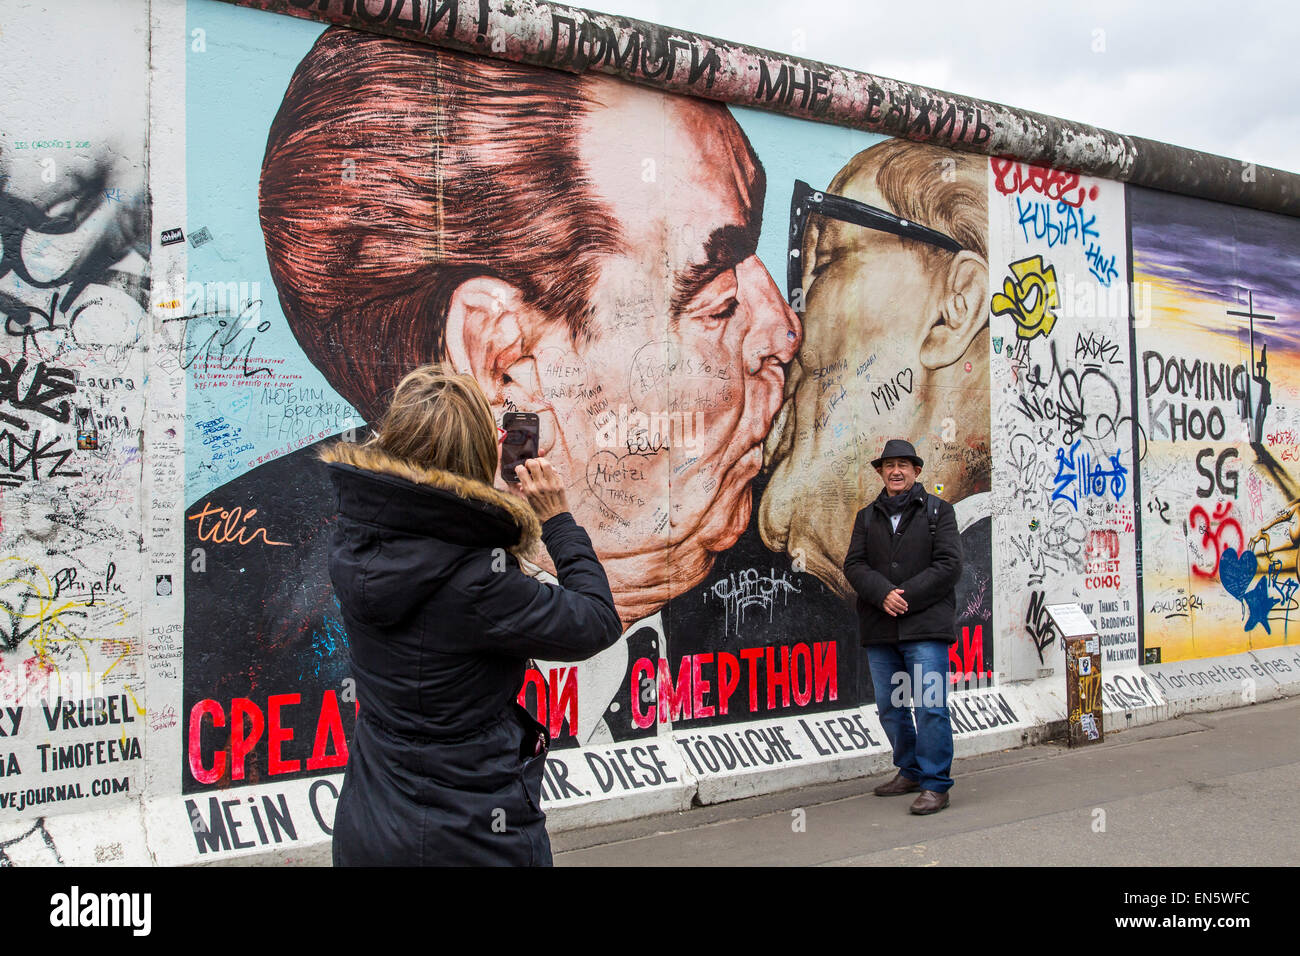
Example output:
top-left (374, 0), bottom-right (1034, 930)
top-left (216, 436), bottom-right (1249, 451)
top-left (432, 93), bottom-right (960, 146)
top-left (1014, 196), bottom-right (1099, 249)
top-left (1188, 501), bottom-right (1242, 579)
top-left (0, 289), bottom-right (96, 358)
top-left (164, 299), bottom-right (273, 378)
top-left (1024, 590), bottom-right (1057, 665)
top-left (1074, 331), bottom-right (1122, 366)
top-left (187, 502), bottom-right (291, 547)
top-left (991, 157), bottom-right (1098, 208)
top-left (0, 357), bottom-right (76, 427)
top-left (1085, 242), bottom-right (1119, 286)
top-left (0, 428), bottom-right (81, 485)
top-left (1146, 495), bottom-right (1171, 525)
top-left (1051, 440), bottom-right (1127, 509)
top-left (1266, 558), bottom-right (1297, 638)
top-left (870, 367), bottom-right (914, 413)
top-left (705, 568), bottom-right (802, 636)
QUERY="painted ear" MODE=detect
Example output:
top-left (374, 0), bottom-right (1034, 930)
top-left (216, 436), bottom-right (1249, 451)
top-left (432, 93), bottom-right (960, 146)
top-left (796, 217), bottom-right (823, 309)
top-left (919, 250), bottom-right (988, 370)
top-left (443, 276), bottom-right (547, 411)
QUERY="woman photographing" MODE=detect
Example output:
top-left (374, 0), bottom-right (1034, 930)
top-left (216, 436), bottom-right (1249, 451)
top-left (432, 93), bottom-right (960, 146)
top-left (320, 364), bottom-right (621, 865)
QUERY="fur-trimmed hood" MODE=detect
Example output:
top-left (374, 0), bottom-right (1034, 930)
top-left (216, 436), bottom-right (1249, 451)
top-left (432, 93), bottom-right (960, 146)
top-left (320, 441), bottom-right (541, 558)
top-left (317, 439), bottom-right (621, 866)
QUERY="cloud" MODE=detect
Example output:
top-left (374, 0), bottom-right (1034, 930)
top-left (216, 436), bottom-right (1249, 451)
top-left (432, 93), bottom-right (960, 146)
top-left (586, 0), bottom-right (1300, 173)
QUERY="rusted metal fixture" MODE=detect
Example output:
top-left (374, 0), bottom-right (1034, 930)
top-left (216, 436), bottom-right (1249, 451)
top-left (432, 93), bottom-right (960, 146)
top-left (216, 0), bottom-right (1297, 216)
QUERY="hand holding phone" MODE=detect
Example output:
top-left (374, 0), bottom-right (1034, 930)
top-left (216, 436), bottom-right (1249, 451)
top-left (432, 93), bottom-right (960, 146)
top-left (500, 412), bottom-right (539, 483)
top-left (511, 458), bottom-right (569, 522)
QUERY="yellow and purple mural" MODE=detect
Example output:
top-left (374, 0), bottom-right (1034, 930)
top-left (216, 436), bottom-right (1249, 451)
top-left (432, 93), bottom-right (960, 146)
top-left (1131, 187), bottom-right (1300, 662)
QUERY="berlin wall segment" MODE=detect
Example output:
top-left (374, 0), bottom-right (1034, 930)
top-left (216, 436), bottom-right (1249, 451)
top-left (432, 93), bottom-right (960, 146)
top-left (1, 0), bottom-right (1299, 865)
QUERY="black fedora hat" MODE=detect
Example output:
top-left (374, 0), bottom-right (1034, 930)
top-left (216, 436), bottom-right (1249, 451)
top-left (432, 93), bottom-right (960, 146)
top-left (871, 439), bottom-right (923, 469)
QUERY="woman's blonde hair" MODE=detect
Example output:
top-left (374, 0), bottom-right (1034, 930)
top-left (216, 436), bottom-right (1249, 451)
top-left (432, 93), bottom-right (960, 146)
top-left (367, 364), bottom-right (499, 485)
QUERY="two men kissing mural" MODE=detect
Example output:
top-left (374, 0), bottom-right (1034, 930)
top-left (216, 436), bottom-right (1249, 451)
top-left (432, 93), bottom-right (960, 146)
top-left (182, 27), bottom-right (991, 796)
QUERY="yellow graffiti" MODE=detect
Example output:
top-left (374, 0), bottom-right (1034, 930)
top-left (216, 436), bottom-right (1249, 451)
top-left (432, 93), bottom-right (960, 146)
top-left (1249, 499), bottom-right (1300, 569)
top-left (991, 254), bottom-right (1060, 340)
top-left (0, 556), bottom-right (131, 674)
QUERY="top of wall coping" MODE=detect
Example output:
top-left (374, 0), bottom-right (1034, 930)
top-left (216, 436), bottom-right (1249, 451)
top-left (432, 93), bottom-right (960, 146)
top-left (216, 0), bottom-right (1298, 216)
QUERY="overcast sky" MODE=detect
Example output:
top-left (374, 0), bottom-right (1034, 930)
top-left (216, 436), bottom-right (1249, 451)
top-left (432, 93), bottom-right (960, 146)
top-left (584, 0), bottom-right (1300, 175)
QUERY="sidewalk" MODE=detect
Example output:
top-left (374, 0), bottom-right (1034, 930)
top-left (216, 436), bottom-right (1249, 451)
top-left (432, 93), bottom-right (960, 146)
top-left (553, 695), bottom-right (1300, 866)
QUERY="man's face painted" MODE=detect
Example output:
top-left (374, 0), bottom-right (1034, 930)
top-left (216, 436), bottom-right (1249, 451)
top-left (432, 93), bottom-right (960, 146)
top-left (522, 80), bottom-right (801, 622)
top-left (759, 156), bottom-right (948, 595)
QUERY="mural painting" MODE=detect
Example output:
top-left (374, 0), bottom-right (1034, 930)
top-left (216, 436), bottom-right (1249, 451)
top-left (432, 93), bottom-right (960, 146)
top-left (1131, 186), bottom-right (1300, 662)
top-left (987, 161), bottom-right (1140, 677)
top-left (0, 0), bottom-right (1293, 865)
top-left (178, 13), bottom-right (994, 818)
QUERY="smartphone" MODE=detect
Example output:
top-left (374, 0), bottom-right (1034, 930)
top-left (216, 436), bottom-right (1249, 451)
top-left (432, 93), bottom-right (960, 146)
top-left (500, 412), bottom-right (539, 482)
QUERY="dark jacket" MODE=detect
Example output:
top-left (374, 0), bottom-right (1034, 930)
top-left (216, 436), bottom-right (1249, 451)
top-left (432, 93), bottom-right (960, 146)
top-left (842, 483), bottom-right (962, 646)
top-left (321, 442), bottom-right (622, 866)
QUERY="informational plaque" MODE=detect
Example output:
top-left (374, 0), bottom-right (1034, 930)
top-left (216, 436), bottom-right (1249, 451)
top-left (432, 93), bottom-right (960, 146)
top-left (1046, 603), bottom-right (1103, 747)
top-left (1045, 603), bottom-right (1097, 638)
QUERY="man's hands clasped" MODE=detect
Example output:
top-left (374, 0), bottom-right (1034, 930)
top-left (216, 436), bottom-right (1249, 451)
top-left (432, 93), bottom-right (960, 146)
top-left (882, 588), bottom-right (909, 617)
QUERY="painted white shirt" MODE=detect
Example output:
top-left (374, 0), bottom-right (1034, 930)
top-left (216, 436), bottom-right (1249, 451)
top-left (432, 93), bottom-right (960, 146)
top-left (520, 558), bottom-right (648, 746)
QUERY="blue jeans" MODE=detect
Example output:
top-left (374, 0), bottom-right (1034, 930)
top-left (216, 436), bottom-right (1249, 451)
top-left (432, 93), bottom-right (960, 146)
top-left (866, 641), bottom-right (954, 793)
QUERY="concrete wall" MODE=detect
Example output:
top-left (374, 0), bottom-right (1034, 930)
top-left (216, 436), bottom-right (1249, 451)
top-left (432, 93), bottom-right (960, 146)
top-left (0, 0), bottom-right (152, 864)
top-left (0, 0), bottom-right (1297, 865)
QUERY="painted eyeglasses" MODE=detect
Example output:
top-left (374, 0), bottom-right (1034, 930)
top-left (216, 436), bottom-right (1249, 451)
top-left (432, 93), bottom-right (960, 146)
top-left (787, 178), bottom-right (963, 305)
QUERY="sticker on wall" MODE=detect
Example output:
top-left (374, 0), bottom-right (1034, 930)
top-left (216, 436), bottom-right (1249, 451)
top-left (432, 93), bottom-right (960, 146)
top-left (161, 227), bottom-right (184, 245)
top-left (189, 226), bottom-right (213, 248)
top-left (76, 408), bottom-right (99, 450)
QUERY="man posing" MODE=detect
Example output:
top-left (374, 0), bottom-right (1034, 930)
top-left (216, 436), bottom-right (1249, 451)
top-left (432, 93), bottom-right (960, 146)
top-left (843, 439), bottom-right (961, 814)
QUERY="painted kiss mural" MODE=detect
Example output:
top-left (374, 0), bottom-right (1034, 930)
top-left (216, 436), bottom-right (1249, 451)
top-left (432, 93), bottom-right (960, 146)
top-left (760, 142), bottom-right (993, 677)
top-left (1, 0), bottom-right (1296, 862)
top-left (181, 23), bottom-right (993, 795)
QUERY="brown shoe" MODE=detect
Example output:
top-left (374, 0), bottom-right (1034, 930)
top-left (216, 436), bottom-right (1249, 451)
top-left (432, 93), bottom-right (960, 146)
top-left (873, 772), bottom-right (921, 796)
top-left (909, 790), bottom-right (950, 815)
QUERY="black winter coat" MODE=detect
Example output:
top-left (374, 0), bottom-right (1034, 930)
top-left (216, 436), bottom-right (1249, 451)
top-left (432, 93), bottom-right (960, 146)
top-left (842, 484), bottom-right (963, 646)
top-left (321, 442), bottom-right (622, 866)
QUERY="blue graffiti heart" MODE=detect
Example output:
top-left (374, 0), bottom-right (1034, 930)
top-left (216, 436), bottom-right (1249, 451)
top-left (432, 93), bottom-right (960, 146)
top-left (1218, 548), bottom-right (1258, 599)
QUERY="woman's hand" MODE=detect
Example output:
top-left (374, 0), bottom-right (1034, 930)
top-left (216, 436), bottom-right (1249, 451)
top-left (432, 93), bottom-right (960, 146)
top-left (512, 458), bottom-right (569, 523)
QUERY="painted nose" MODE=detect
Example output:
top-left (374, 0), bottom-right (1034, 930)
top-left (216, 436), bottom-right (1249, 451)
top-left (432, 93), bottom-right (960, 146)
top-left (737, 255), bottom-right (801, 369)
